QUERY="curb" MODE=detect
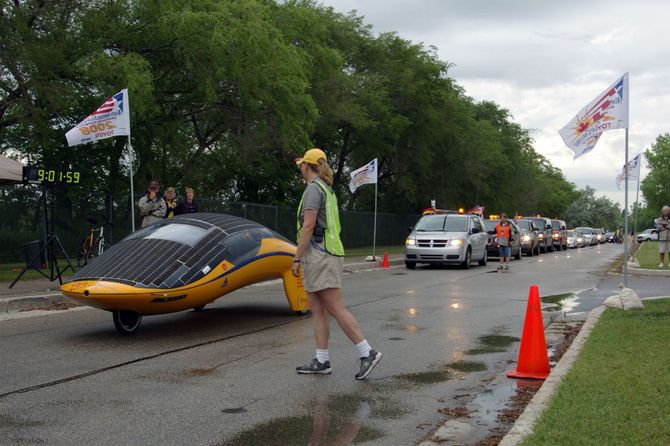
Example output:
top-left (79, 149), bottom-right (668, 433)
top-left (627, 267), bottom-right (670, 276)
top-left (498, 304), bottom-right (607, 446)
top-left (1, 258), bottom-right (406, 314)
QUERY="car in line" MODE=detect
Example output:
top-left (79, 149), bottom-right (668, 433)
top-left (604, 231), bottom-right (619, 243)
top-left (575, 227), bottom-right (597, 246)
top-left (636, 228), bottom-right (659, 242)
top-left (566, 230), bottom-right (586, 248)
top-left (484, 219), bottom-right (522, 260)
top-left (594, 228), bottom-right (605, 244)
top-left (513, 218), bottom-right (540, 256)
top-left (405, 212), bottom-right (488, 269)
top-left (550, 219), bottom-right (568, 251)
top-left (524, 217), bottom-right (554, 253)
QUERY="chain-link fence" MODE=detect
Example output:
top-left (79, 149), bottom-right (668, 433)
top-left (0, 187), bottom-right (420, 263)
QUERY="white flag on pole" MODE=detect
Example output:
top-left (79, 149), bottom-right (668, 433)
top-left (349, 159), bottom-right (378, 193)
top-left (616, 152), bottom-right (642, 189)
top-left (66, 89), bottom-right (130, 146)
top-left (559, 73), bottom-right (629, 159)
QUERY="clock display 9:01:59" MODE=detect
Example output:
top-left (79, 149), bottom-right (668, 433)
top-left (37, 169), bottom-right (81, 184)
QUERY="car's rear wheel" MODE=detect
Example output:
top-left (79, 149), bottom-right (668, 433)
top-left (461, 248), bottom-right (472, 269)
top-left (478, 250), bottom-right (487, 266)
top-left (405, 261), bottom-right (416, 270)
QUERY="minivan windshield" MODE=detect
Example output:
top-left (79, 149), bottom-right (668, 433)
top-left (516, 220), bottom-right (532, 231)
top-left (415, 215), bottom-right (468, 232)
top-left (533, 219), bottom-right (547, 230)
top-left (551, 221), bottom-right (561, 230)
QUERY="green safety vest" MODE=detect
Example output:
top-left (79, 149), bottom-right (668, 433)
top-left (297, 178), bottom-right (345, 256)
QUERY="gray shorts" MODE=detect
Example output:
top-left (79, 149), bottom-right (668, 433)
top-left (301, 242), bottom-right (343, 293)
top-left (659, 240), bottom-right (670, 254)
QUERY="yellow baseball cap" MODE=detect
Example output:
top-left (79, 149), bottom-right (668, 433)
top-left (295, 148), bottom-right (327, 166)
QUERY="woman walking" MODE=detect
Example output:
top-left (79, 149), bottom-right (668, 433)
top-left (292, 148), bottom-right (383, 380)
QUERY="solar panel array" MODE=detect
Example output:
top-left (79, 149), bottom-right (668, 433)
top-left (66, 213), bottom-right (268, 289)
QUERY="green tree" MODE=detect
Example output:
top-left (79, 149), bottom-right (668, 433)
top-left (641, 133), bottom-right (670, 214)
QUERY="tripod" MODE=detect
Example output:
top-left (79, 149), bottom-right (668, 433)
top-left (9, 185), bottom-right (75, 289)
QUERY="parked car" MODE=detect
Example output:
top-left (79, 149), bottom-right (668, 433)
top-left (566, 230), bottom-right (586, 248)
top-left (550, 219), bottom-right (568, 251)
top-left (405, 213), bottom-right (488, 269)
top-left (636, 228), bottom-right (659, 242)
top-left (575, 227), bottom-right (597, 246)
top-left (524, 217), bottom-right (554, 253)
top-left (594, 228), bottom-right (605, 244)
top-left (514, 218), bottom-right (540, 256)
top-left (484, 219), bottom-right (522, 260)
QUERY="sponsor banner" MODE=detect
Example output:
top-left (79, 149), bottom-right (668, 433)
top-left (349, 158), bottom-right (378, 193)
top-left (66, 89), bottom-right (130, 146)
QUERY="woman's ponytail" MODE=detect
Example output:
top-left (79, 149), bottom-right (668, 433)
top-left (316, 159), bottom-right (334, 186)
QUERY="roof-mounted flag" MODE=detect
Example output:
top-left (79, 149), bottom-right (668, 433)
top-left (349, 159), bottom-right (378, 193)
top-left (559, 73), bottom-right (629, 159)
top-left (66, 89), bottom-right (130, 146)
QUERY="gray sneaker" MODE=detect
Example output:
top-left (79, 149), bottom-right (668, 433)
top-left (355, 350), bottom-right (383, 380)
top-left (296, 358), bottom-right (332, 375)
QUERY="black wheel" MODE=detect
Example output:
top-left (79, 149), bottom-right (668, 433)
top-left (77, 247), bottom-right (91, 267)
top-left (527, 246), bottom-right (534, 257)
top-left (478, 250), bottom-right (487, 266)
top-left (547, 244), bottom-right (554, 252)
top-left (405, 261), bottom-right (417, 270)
top-left (193, 304), bottom-right (206, 312)
top-left (515, 246), bottom-right (522, 260)
top-left (461, 248), bottom-right (472, 269)
top-left (562, 244), bottom-right (568, 251)
top-left (295, 309), bottom-right (310, 315)
top-left (112, 310), bottom-right (142, 335)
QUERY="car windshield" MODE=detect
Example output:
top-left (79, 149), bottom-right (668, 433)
top-left (567, 230), bottom-right (574, 237)
top-left (484, 220), bottom-right (499, 233)
top-left (551, 221), bottom-right (561, 229)
top-left (533, 219), bottom-right (546, 230)
top-left (516, 220), bottom-right (531, 230)
top-left (576, 228), bottom-right (592, 234)
top-left (414, 215), bottom-right (468, 232)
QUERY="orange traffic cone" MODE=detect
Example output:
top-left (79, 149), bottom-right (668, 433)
top-left (381, 251), bottom-right (389, 269)
top-left (507, 284), bottom-right (550, 380)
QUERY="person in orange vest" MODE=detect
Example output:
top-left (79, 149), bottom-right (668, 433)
top-left (496, 213), bottom-right (513, 272)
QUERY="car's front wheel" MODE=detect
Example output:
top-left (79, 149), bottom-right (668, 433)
top-left (478, 250), bottom-right (487, 266)
top-left (461, 248), bottom-right (472, 269)
top-left (405, 261), bottom-right (416, 270)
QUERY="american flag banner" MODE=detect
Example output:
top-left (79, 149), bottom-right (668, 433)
top-left (559, 73), bottom-right (629, 159)
top-left (66, 89), bottom-right (130, 146)
top-left (616, 153), bottom-right (642, 189)
top-left (349, 159), bottom-right (378, 193)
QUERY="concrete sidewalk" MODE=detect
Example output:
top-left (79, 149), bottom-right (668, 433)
top-left (1, 253), bottom-right (406, 313)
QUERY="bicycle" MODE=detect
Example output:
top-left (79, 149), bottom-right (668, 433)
top-left (77, 215), bottom-right (113, 267)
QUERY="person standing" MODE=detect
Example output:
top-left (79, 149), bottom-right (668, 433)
top-left (164, 187), bottom-right (178, 218)
top-left (656, 205), bottom-right (670, 267)
top-left (176, 187), bottom-right (198, 215)
top-left (138, 180), bottom-right (166, 228)
top-left (292, 148), bottom-right (382, 380)
top-left (496, 213), bottom-right (513, 272)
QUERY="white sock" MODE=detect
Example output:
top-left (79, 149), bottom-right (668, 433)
top-left (316, 349), bottom-right (329, 363)
top-left (355, 340), bottom-right (372, 358)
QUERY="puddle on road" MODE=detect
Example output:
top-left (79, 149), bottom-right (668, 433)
top-left (540, 293), bottom-right (574, 311)
top-left (221, 407), bottom-right (248, 414)
top-left (447, 360), bottom-right (487, 373)
top-left (395, 360), bottom-right (487, 386)
top-left (465, 335), bottom-right (519, 355)
top-left (185, 367), bottom-right (218, 377)
top-left (219, 393), bottom-right (400, 446)
top-left (387, 337), bottom-right (406, 341)
top-left (0, 414), bottom-right (44, 428)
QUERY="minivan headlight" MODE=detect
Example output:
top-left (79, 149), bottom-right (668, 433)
top-left (449, 239), bottom-right (464, 246)
top-left (522, 235), bottom-right (531, 242)
top-left (406, 237), bottom-right (416, 246)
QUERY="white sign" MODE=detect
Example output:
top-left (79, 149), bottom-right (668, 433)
top-left (559, 73), bottom-right (629, 159)
top-left (349, 159), bottom-right (378, 193)
top-left (616, 153), bottom-right (642, 189)
top-left (66, 89), bottom-right (130, 146)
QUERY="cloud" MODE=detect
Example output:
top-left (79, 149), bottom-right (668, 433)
top-left (322, 0), bottom-right (670, 207)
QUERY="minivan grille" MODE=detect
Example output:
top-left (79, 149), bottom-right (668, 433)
top-left (417, 239), bottom-right (448, 248)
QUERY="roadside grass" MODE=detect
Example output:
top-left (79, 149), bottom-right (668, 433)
top-left (521, 298), bottom-right (670, 446)
top-left (636, 241), bottom-right (663, 269)
top-left (344, 245), bottom-right (405, 257)
top-left (0, 262), bottom-right (74, 282)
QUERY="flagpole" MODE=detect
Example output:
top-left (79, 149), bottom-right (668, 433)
top-left (128, 136), bottom-right (135, 232)
top-left (623, 128), bottom-right (629, 287)
top-left (372, 180), bottom-right (378, 259)
top-left (633, 175), bottom-right (640, 236)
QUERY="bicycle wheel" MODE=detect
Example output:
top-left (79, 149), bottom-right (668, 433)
top-left (77, 246), bottom-right (90, 267)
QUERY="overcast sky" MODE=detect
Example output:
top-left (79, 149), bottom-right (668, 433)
top-left (321, 0), bottom-right (670, 208)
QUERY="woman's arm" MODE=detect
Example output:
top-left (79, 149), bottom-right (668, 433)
top-left (291, 209), bottom-right (317, 276)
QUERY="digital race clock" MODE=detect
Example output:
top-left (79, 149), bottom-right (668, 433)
top-left (22, 166), bottom-right (82, 185)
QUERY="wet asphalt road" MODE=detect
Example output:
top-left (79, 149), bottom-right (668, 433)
top-left (0, 243), bottom-right (666, 446)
